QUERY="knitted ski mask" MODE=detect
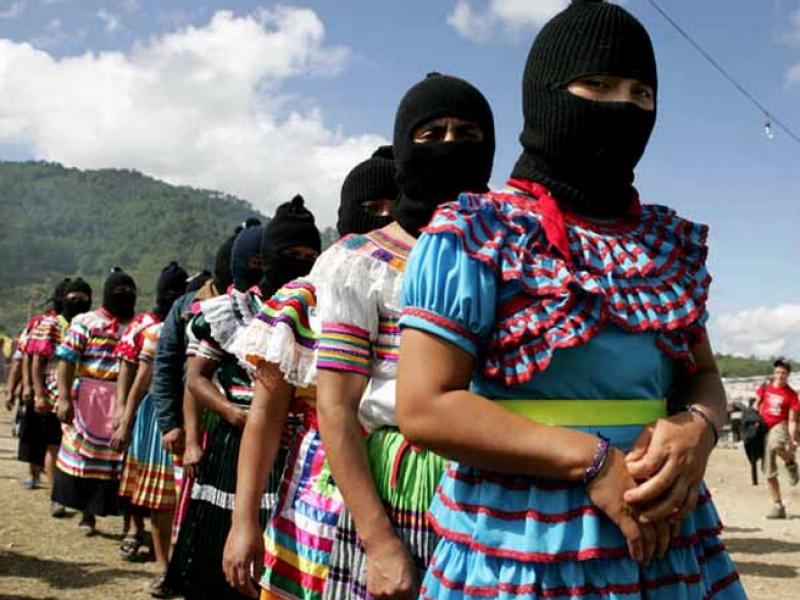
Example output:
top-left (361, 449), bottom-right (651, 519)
top-left (51, 278), bottom-right (72, 314)
top-left (155, 262), bottom-right (188, 320)
top-left (337, 146), bottom-right (398, 236)
top-left (393, 72), bottom-right (495, 236)
top-left (103, 268), bottom-right (137, 320)
top-left (62, 278), bottom-right (92, 322)
top-left (230, 222), bottom-right (266, 292)
top-left (261, 195), bottom-right (321, 298)
top-left (511, 0), bottom-right (657, 217)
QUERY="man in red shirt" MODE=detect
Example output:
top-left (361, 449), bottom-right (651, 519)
top-left (755, 359), bottom-right (800, 519)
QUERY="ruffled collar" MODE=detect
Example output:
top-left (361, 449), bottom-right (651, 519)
top-left (201, 289), bottom-right (262, 353)
top-left (423, 187), bottom-right (711, 386)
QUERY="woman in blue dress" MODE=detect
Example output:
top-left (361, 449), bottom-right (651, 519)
top-left (396, 1), bottom-right (746, 599)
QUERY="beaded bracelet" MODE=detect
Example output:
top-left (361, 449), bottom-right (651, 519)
top-left (687, 405), bottom-right (719, 447)
top-left (583, 434), bottom-right (611, 485)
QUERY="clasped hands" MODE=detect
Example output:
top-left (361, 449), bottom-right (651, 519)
top-left (586, 410), bottom-right (717, 565)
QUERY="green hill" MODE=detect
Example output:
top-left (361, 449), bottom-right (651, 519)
top-left (0, 161), bottom-right (270, 334)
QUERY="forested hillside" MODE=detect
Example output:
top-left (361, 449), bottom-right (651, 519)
top-left (0, 161), bottom-right (268, 333)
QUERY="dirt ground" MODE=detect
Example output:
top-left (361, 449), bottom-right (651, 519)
top-left (0, 409), bottom-right (798, 600)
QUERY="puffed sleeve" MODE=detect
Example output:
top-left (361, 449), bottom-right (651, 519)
top-left (400, 229), bottom-right (497, 358)
top-left (313, 243), bottom-right (381, 378)
top-left (56, 316), bottom-right (90, 364)
top-left (186, 312), bottom-right (223, 363)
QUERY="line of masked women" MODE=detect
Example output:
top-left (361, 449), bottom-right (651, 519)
top-left (6, 3), bottom-right (748, 600)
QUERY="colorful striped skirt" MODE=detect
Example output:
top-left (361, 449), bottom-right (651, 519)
top-left (322, 427), bottom-right (446, 600)
top-left (164, 417), bottom-right (287, 600)
top-left (118, 394), bottom-right (177, 512)
top-left (259, 412), bottom-right (343, 600)
top-left (52, 422), bottom-right (123, 516)
top-left (421, 399), bottom-right (746, 600)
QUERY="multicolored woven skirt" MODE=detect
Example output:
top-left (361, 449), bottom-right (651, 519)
top-left (52, 422), bottom-right (123, 516)
top-left (118, 394), bottom-right (177, 512)
top-left (322, 427), bottom-right (446, 600)
top-left (164, 417), bottom-right (287, 600)
top-left (421, 399), bottom-right (747, 600)
top-left (259, 412), bottom-right (343, 600)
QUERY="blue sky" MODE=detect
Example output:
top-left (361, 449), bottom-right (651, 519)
top-left (0, 0), bottom-right (799, 357)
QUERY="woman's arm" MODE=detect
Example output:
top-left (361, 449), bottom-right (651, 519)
top-left (186, 355), bottom-right (246, 428)
top-left (56, 360), bottom-right (77, 423)
top-left (31, 354), bottom-right (49, 413)
top-left (111, 361), bottom-right (154, 451)
top-left (317, 369), bottom-right (426, 597)
top-left (624, 335), bottom-right (721, 521)
top-left (224, 363), bottom-right (294, 598)
top-left (397, 328), bottom-right (653, 563)
top-left (397, 329), bottom-right (603, 478)
top-left (114, 360), bottom-right (138, 429)
top-left (180, 389), bottom-right (201, 478)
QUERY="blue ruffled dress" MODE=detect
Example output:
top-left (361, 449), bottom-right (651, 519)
top-left (399, 186), bottom-right (746, 600)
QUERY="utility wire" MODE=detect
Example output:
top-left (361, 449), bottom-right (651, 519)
top-left (645, 0), bottom-right (800, 146)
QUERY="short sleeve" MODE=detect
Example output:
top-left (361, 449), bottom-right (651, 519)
top-left (139, 325), bottom-right (162, 364)
top-left (115, 318), bottom-right (147, 363)
top-left (312, 244), bottom-right (380, 377)
top-left (26, 317), bottom-right (59, 358)
top-left (186, 312), bottom-right (223, 363)
top-left (56, 318), bottom-right (90, 363)
top-left (400, 229), bottom-right (497, 357)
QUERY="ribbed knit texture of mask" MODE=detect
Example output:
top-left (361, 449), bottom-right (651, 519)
top-left (393, 72), bottom-right (495, 237)
top-left (337, 145), bottom-right (398, 236)
top-left (511, 0), bottom-right (657, 217)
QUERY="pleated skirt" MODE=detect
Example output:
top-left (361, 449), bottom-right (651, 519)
top-left (322, 427), bottom-right (446, 600)
top-left (164, 418), bottom-right (287, 600)
top-left (118, 394), bottom-right (177, 511)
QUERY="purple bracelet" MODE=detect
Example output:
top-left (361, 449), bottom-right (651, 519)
top-left (687, 405), bottom-right (719, 446)
top-left (583, 434), bottom-right (611, 485)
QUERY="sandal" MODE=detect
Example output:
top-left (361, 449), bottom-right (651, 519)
top-left (150, 571), bottom-right (177, 598)
top-left (119, 532), bottom-right (143, 561)
top-left (50, 502), bottom-right (67, 518)
top-left (78, 515), bottom-right (96, 536)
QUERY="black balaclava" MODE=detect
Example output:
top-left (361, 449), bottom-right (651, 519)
top-left (510, 0), bottom-right (658, 217)
top-left (230, 222), bottom-right (265, 292)
top-left (337, 146), bottom-right (398, 236)
top-left (261, 195), bottom-right (321, 298)
top-left (62, 278), bottom-right (92, 322)
top-left (393, 72), bottom-right (495, 237)
top-left (186, 270), bottom-right (213, 294)
top-left (51, 278), bottom-right (71, 314)
top-left (155, 262), bottom-right (189, 320)
top-left (214, 235), bottom-right (236, 293)
top-left (103, 268), bottom-right (137, 320)
top-left (214, 218), bottom-right (262, 292)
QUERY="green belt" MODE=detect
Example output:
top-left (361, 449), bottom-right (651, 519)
top-left (496, 399), bottom-right (666, 427)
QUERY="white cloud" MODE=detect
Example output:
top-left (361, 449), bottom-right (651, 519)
top-left (97, 9), bottom-right (122, 34)
top-left (785, 5), bottom-right (800, 84)
top-left (0, 1), bottom-right (26, 19)
top-left (711, 303), bottom-right (800, 359)
top-left (0, 8), bottom-right (385, 226)
top-left (447, 0), bottom-right (567, 41)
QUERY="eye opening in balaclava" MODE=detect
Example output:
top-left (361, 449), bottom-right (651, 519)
top-left (511, 0), bottom-right (658, 217)
top-left (261, 195), bottom-right (321, 299)
top-left (337, 145), bottom-right (399, 236)
top-left (393, 72), bottom-right (496, 237)
top-left (103, 267), bottom-right (137, 320)
top-left (155, 261), bottom-right (188, 320)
